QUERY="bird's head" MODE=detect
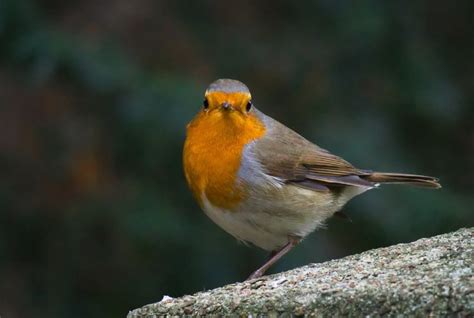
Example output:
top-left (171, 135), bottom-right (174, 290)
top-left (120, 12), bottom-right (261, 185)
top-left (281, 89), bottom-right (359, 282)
top-left (201, 79), bottom-right (254, 123)
top-left (187, 78), bottom-right (265, 145)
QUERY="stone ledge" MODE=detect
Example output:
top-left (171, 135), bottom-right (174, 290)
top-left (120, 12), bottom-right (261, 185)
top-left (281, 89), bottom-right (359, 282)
top-left (128, 228), bottom-right (473, 317)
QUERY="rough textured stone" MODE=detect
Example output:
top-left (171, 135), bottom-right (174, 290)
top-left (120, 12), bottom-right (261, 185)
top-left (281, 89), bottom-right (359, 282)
top-left (128, 228), bottom-right (474, 317)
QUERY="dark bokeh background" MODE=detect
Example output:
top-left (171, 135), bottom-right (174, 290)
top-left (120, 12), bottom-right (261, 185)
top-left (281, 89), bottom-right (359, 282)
top-left (1, 1), bottom-right (473, 317)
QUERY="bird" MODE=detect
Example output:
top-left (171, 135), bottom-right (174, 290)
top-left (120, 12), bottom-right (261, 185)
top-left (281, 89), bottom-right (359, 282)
top-left (182, 78), bottom-right (441, 280)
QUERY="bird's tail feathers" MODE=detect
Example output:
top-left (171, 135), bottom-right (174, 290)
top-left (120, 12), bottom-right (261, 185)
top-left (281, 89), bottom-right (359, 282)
top-left (364, 172), bottom-right (441, 189)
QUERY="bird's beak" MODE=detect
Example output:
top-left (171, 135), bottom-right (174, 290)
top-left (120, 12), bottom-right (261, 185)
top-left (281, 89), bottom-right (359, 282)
top-left (221, 102), bottom-right (233, 111)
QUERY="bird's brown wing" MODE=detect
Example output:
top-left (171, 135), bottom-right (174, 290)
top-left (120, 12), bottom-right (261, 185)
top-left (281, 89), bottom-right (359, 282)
top-left (252, 114), bottom-right (374, 191)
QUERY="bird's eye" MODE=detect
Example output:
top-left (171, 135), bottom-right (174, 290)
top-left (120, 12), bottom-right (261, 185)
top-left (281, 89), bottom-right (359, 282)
top-left (246, 100), bottom-right (253, 112)
top-left (203, 98), bottom-right (209, 110)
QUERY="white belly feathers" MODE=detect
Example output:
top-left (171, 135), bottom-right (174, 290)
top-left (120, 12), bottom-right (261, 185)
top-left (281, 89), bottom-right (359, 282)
top-left (201, 182), bottom-right (370, 251)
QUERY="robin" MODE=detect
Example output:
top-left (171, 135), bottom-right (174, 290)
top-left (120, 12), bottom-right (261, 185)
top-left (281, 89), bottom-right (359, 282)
top-left (183, 78), bottom-right (441, 280)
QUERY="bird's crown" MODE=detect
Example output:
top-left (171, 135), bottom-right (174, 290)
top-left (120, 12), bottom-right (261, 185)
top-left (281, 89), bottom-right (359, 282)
top-left (206, 79), bottom-right (250, 94)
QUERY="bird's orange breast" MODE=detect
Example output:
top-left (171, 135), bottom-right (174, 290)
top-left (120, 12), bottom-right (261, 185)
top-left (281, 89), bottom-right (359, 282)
top-left (183, 109), bottom-right (266, 210)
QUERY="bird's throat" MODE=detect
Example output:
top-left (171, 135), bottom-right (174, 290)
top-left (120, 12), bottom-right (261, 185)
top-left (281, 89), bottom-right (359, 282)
top-left (183, 111), bottom-right (266, 209)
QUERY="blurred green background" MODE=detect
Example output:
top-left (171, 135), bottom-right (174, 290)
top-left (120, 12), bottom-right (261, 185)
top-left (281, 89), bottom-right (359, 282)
top-left (0, 0), bottom-right (473, 317)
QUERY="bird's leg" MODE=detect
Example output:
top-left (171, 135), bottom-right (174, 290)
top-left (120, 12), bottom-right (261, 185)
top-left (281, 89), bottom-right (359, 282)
top-left (246, 236), bottom-right (301, 280)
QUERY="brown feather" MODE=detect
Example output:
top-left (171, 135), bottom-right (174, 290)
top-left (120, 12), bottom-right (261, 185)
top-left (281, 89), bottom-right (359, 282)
top-left (252, 110), bottom-right (441, 191)
top-left (363, 172), bottom-right (441, 188)
top-left (289, 180), bottom-right (330, 192)
top-left (305, 173), bottom-right (375, 187)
